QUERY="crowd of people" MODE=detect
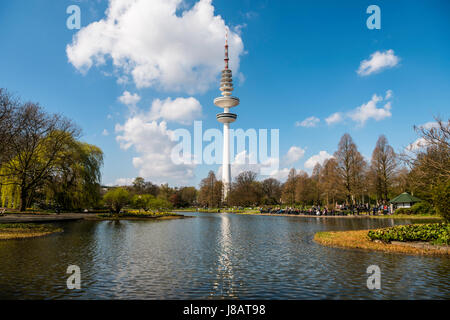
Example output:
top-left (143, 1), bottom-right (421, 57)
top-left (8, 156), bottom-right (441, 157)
top-left (259, 203), bottom-right (391, 216)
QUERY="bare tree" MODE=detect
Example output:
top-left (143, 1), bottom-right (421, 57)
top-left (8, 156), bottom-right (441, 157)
top-left (0, 89), bottom-right (21, 165)
top-left (403, 117), bottom-right (450, 202)
top-left (370, 135), bottom-right (397, 201)
top-left (294, 171), bottom-right (310, 205)
top-left (197, 171), bottom-right (222, 207)
top-left (334, 133), bottom-right (366, 204)
top-left (320, 158), bottom-right (344, 207)
top-left (281, 168), bottom-right (297, 205)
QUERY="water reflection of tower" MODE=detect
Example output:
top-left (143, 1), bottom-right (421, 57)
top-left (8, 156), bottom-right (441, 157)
top-left (216, 214), bottom-right (234, 298)
top-left (214, 31), bottom-right (239, 201)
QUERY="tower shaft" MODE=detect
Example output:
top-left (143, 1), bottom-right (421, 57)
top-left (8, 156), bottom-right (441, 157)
top-left (222, 122), bottom-right (231, 198)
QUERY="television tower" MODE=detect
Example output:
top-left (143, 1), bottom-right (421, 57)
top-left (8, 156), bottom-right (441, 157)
top-left (214, 31), bottom-right (239, 201)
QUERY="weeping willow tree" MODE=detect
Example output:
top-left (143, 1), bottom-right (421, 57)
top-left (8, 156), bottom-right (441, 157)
top-left (0, 133), bottom-right (103, 211)
top-left (0, 169), bottom-right (20, 208)
top-left (43, 141), bottom-right (103, 211)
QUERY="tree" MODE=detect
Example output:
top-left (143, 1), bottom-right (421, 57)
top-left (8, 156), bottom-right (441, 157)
top-left (132, 194), bottom-right (155, 212)
top-left (261, 178), bottom-right (282, 205)
top-left (334, 133), bottom-right (366, 204)
top-left (198, 171), bottom-right (222, 207)
top-left (0, 103), bottom-right (79, 211)
top-left (281, 168), bottom-right (297, 205)
top-left (158, 183), bottom-right (174, 201)
top-left (310, 163), bottom-right (322, 205)
top-left (390, 167), bottom-right (410, 195)
top-left (405, 117), bottom-right (450, 216)
top-left (432, 179), bottom-right (449, 222)
top-left (103, 188), bottom-right (130, 213)
top-left (294, 171), bottom-right (310, 205)
top-left (180, 186), bottom-right (197, 207)
top-left (143, 181), bottom-right (159, 197)
top-left (148, 196), bottom-right (173, 212)
top-left (132, 177), bottom-right (146, 194)
top-left (43, 141), bottom-right (103, 211)
top-left (0, 89), bottom-right (20, 166)
top-left (228, 171), bottom-right (262, 207)
top-left (320, 158), bottom-right (344, 207)
top-left (369, 135), bottom-right (397, 202)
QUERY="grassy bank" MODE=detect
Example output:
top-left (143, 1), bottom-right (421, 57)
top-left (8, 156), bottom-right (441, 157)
top-left (0, 223), bottom-right (63, 240)
top-left (314, 223), bottom-right (449, 256)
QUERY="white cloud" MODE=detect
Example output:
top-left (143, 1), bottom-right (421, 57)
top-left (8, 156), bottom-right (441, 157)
top-left (120, 96), bottom-right (202, 125)
top-left (420, 121), bottom-right (439, 130)
top-left (119, 91), bottom-right (141, 106)
top-left (357, 49), bottom-right (400, 76)
top-left (217, 146), bottom-right (307, 182)
top-left (296, 116), bottom-right (320, 128)
top-left (405, 121), bottom-right (440, 152)
top-left (385, 89), bottom-right (393, 100)
top-left (325, 91), bottom-right (393, 127)
top-left (325, 112), bottom-right (343, 125)
top-left (113, 95), bottom-right (201, 185)
top-left (111, 178), bottom-right (135, 186)
top-left (283, 146), bottom-right (306, 165)
top-left (115, 116), bottom-right (195, 185)
top-left (348, 93), bottom-right (392, 126)
top-left (304, 151), bottom-right (333, 170)
top-left (268, 168), bottom-right (291, 181)
top-left (217, 150), bottom-right (286, 181)
top-left (218, 151), bottom-right (274, 179)
top-left (67, 0), bottom-right (244, 94)
top-left (148, 97), bottom-right (202, 125)
top-left (406, 137), bottom-right (428, 151)
top-left (102, 129), bottom-right (109, 136)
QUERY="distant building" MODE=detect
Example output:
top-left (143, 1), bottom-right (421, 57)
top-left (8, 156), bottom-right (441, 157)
top-left (389, 192), bottom-right (422, 211)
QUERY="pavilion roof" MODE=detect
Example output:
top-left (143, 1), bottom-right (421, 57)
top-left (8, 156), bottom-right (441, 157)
top-left (390, 192), bottom-right (422, 204)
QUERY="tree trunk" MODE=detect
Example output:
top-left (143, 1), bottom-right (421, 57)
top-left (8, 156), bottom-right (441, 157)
top-left (20, 187), bottom-right (27, 212)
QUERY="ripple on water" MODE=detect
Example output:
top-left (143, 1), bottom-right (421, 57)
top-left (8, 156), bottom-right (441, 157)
top-left (0, 214), bottom-right (448, 299)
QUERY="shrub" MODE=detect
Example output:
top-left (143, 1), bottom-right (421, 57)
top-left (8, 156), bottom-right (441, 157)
top-left (432, 180), bottom-right (450, 222)
top-left (411, 201), bottom-right (435, 215)
top-left (368, 223), bottom-right (450, 245)
top-left (394, 201), bottom-right (435, 215)
top-left (395, 207), bottom-right (412, 215)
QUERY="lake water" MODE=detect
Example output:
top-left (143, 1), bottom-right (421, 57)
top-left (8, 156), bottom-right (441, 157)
top-left (0, 212), bottom-right (448, 299)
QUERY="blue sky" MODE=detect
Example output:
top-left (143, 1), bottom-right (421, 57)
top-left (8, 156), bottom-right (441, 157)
top-left (0, 0), bottom-right (449, 187)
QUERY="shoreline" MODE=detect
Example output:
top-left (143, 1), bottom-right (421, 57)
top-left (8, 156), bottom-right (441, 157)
top-left (0, 213), bottom-right (190, 240)
top-left (0, 224), bottom-right (63, 241)
top-left (84, 214), bottom-right (191, 221)
top-left (233, 212), bottom-right (442, 220)
top-left (314, 229), bottom-right (450, 256)
top-left (0, 212), bottom-right (190, 223)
